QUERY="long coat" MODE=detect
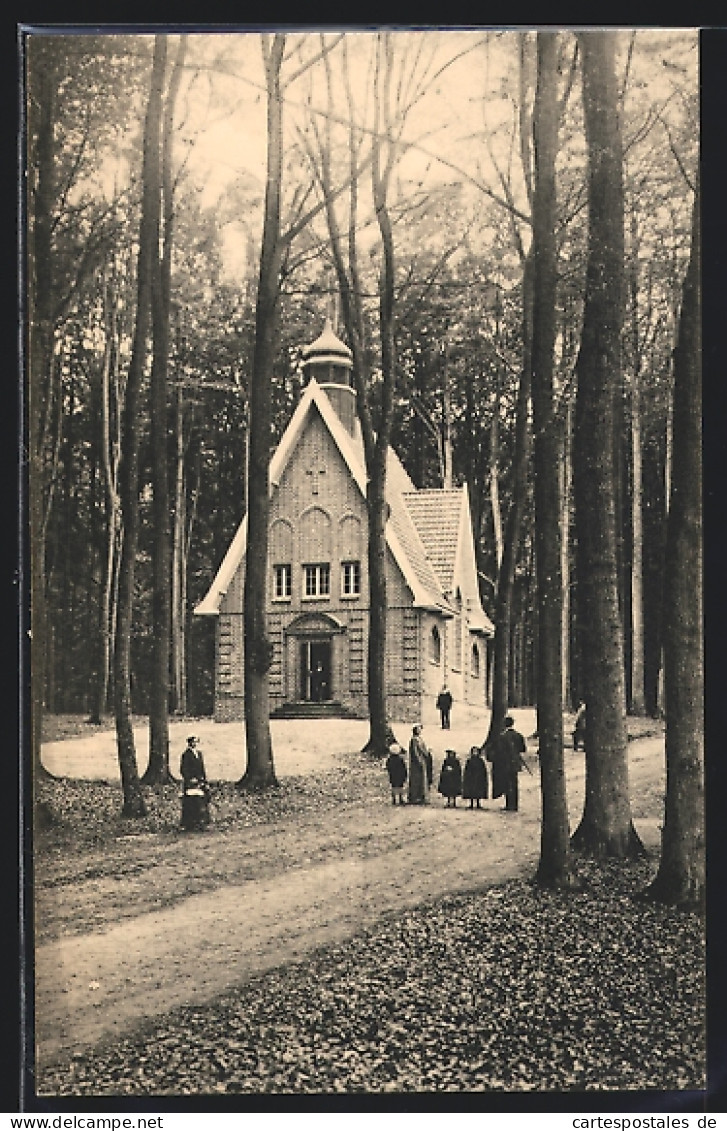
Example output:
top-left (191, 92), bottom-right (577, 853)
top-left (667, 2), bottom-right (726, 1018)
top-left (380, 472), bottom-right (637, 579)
top-left (462, 748), bottom-right (488, 800)
top-left (180, 746), bottom-right (207, 788)
top-left (408, 735), bottom-right (430, 804)
top-left (180, 746), bottom-right (210, 830)
top-left (488, 728), bottom-right (526, 799)
top-left (437, 753), bottom-right (463, 798)
top-left (386, 750), bottom-right (408, 789)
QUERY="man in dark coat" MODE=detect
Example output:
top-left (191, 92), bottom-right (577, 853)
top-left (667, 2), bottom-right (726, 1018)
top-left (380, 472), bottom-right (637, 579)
top-left (180, 735), bottom-right (210, 830)
top-left (489, 716), bottom-right (527, 812)
top-left (436, 685), bottom-right (453, 729)
top-left (386, 743), bottom-right (408, 805)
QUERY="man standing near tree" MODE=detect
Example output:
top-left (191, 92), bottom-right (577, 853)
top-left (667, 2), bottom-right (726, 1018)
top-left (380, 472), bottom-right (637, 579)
top-left (489, 716), bottom-right (528, 812)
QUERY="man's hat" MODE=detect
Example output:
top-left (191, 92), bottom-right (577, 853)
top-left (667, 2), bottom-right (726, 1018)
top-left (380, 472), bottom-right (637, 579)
top-left (187, 735), bottom-right (198, 743)
top-left (504, 716), bottom-right (514, 727)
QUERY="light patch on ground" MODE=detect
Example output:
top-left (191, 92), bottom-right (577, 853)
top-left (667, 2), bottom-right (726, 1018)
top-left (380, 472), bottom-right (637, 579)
top-left (41, 705), bottom-right (538, 781)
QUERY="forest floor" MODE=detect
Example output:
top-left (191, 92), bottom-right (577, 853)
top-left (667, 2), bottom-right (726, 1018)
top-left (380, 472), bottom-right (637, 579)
top-left (33, 708), bottom-right (706, 1099)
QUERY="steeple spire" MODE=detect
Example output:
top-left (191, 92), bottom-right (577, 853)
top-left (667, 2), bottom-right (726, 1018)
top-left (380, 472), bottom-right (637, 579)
top-left (302, 318), bottom-right (356, 436)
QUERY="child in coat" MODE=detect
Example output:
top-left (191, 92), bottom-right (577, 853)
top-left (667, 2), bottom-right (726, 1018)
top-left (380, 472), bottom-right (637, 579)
top-left (385, 743), bottom-right (408, 805)
top-left (437, 749), bottom-right (463, 807)
top-left (462, 745), bottom-right (489, 809)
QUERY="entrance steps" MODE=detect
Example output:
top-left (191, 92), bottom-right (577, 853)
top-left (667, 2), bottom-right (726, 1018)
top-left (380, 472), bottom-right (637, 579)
top-left (270, 700), bottom-right (360, 720)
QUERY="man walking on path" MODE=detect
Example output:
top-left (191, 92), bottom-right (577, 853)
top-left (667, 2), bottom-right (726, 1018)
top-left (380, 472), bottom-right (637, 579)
top-left (489, 716), bottom-right (528, 812)
top-left (436, 685), bottom-right (453, 729)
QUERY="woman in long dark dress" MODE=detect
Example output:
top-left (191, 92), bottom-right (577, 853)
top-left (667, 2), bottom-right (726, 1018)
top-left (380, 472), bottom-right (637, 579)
top-left (180, 735), bottom-right (210, 830)
top-left (462, 745), bottom-right (488, 809)
top-left (408, 725), bottom-right (430, 805)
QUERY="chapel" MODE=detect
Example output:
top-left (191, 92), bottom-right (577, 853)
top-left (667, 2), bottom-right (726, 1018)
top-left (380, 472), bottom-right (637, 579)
top-left (195, 319), bottom-right (494, 721)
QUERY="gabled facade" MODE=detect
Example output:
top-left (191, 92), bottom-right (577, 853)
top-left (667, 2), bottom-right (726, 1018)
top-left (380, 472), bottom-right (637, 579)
top-left (195, 320), bottom-right (494, 721)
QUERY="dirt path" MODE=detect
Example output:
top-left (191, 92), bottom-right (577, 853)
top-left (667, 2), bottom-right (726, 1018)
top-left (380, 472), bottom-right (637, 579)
top-left (34, 736), bottom-right (664, 1076)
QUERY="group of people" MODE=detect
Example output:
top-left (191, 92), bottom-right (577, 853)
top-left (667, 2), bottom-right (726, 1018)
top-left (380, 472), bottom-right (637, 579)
top-left (385, 715), bottom-right (529, 813)
top-left (180, 709), bottom-right (535, 833)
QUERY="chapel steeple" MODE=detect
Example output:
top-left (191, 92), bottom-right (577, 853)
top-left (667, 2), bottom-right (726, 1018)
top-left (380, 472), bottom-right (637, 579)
top-left (301, 318), bottom-right (356, 437)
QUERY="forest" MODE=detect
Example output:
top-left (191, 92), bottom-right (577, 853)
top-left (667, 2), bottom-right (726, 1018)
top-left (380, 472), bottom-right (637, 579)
top-left (26, 29), bottom-right (702, 899)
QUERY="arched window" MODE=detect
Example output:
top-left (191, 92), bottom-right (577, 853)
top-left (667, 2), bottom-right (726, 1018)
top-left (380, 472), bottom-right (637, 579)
top-left (299, 505), bottom-right (332, 559)
top-left (471, 643), bottom-right (481, 679)
top-left (429, 625), bottom-right (442, 665)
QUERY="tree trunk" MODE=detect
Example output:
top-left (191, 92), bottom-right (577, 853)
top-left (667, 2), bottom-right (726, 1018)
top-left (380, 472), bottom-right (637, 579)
top-left (531, 32), bottom-right (572, 889)
top-left (27, 44), bottom-right (56, 782)
top-left (629, 210), bottom-right (646, 714)
top-left (89, 275), bottom-right (121, 724)
top-left (485, 253), bottom-right (533, 747)
top-left (365, 39), bottom-right (398, 758)
top-left (171, 384), bottom-right (187, 715)
top-left (145, 34), bottom-right (183, 785)
top-left (317, 35), bottom-right (398, 758)
top-left (645, 179), bottom-right (703, 909)
top-left (441, 343), bottom-right (453, 490)
top-left (113, 39), bottom-right (169, 818)
top-left (238, 35), bottom-right (285, 791)
top-left (571, 31), bottom-right (642, 858)
top-left (560, 395), bottom-right (573, 707)
top-left (489, 407), bottom-right (503, 572)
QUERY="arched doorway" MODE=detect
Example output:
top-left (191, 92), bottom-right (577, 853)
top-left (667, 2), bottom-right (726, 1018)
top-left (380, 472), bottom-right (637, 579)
top-left (300, 637), bottom-right (332, 702)
top-left (284, 611), bottom-right (346, 706)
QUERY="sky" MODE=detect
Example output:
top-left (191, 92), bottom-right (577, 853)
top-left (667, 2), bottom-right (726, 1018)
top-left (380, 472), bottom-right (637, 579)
top-left (83, 28), bottom-right (696, 280)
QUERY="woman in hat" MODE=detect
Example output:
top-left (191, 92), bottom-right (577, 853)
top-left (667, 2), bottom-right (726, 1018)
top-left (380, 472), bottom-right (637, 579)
top-left (180, 735), bottom-right (210, 830)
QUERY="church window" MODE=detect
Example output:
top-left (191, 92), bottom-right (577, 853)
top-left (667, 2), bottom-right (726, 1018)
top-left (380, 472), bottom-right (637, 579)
top-left (429, 625), bottom-right (441, 665)
top-left (341, 560), bottom-right (361, 597)
top-left (273, 563), bottom-right (292, 600)
top-left (303, 563), bottom-right (330, 598)
top-left (471, 642), bottom-right (481, 679)
top-left (452, 614), bottom-right (462, 670)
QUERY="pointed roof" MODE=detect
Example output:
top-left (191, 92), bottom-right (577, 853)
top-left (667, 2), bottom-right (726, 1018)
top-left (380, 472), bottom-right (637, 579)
top-left (403, 487), bottom-right (494, 634)
top-left (195, 377), bottom-right (490, 632)
top-left (402, 489), bottom-right (463, 593)
top-left (301, 317), bottom-right (353, 367)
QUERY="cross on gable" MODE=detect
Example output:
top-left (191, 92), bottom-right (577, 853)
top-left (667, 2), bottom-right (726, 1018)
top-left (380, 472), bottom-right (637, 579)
top-left (306, 460), bottom-right (327, 495)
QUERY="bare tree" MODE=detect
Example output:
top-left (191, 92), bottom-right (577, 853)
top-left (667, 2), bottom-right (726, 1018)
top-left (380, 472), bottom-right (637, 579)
top-left (484, 38), bottom-right (535, 749)
top-left (308, 32), bottom-right (444, 755)
top-left (27, 40), bottom-right (56, 783)
top-left (571, 31), bottom-right (642, 858)
top-left (145, 35), bottom-right (187, 785)
top-left (645, 177), bottom-right (703, 908)
top-left (114, 37), bottom-right (169, 816)
top-left (531, 31), bottom-right (572, 888)
top-left (239, 33), bottom-right (345, 788)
